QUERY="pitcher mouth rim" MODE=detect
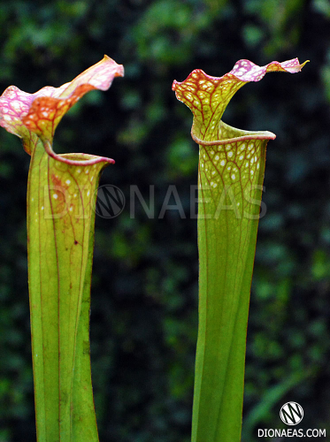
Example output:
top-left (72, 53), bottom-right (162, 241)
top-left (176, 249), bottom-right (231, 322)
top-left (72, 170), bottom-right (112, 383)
top-left (42, 140), bottom-right (115, 166)
top-left (191, 129), bottom-right (276, 147)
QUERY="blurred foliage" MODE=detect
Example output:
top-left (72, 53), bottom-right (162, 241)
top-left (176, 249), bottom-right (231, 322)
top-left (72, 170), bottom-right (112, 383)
top-left (0, 0), bottom-right (330, 441)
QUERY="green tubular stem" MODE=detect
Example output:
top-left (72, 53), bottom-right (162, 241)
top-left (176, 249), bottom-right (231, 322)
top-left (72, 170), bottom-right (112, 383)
top-left (27, 140), bottom-right (109, 442)
top-left (192, 126), bottom-right (271, 442)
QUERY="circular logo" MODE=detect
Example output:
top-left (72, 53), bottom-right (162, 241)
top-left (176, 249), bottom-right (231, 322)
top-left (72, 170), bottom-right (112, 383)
top-left (95, 185), bottom-right (125, 219)
top-left (279, 402), bottom-right (304, 426)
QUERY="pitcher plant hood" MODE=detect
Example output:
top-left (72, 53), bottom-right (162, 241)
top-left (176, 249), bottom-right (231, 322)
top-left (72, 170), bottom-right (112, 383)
top-left (0, 54), bottom-right (124, 164)
top-left (172, 58), bottom-right (308, 145)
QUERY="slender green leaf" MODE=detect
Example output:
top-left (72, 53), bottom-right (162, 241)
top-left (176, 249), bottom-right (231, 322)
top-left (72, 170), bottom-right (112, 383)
top-left (0, 56), bottom-right (124, 442)
top-left (172, 58), bottom-right (308, 442)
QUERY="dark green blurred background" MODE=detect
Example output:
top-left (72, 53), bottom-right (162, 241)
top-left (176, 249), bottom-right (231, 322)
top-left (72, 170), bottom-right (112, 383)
top-left (1, 0), bottom-right (330, 441)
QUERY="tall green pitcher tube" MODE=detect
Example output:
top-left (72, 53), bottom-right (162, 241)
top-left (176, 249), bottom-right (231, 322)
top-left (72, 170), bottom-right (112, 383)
top-left (172, 58), bottom-right (308, 442)
top-left (0, 56), bottom-right (124, 442)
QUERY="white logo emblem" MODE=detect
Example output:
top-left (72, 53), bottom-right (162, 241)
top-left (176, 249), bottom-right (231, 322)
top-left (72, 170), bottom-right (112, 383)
top-left (279, 402), bottom-right (304, 426)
